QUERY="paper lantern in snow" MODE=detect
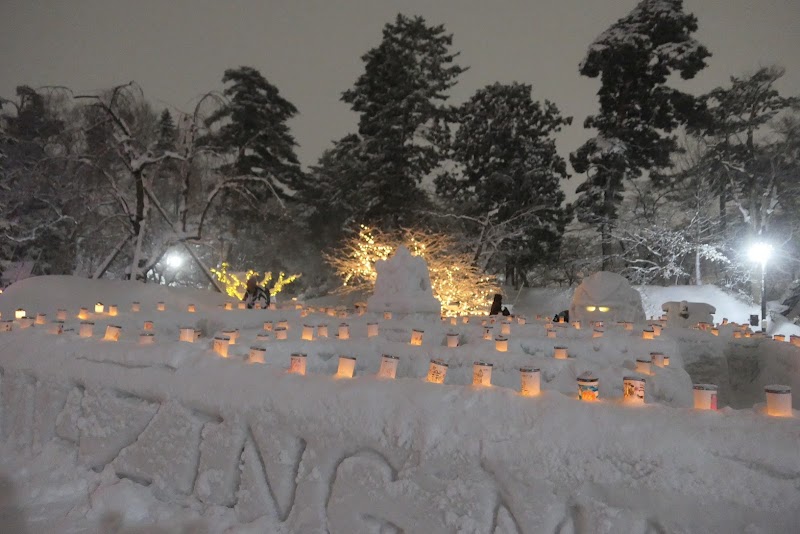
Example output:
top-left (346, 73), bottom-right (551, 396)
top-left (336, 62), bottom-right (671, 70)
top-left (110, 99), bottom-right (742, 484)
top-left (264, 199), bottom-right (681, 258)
top-left (711, 328), bottom-right (719, 336)
top-left (774, 334), bottom-right (785, 342)
top-left (427, 359), bottom-right (448, 384)
top-left (139, 332), bottom-right (155, 345)
top-left (337, 310), bottom-right (349, 319)
top-left (446, 332), bottom-right (459, 348)
top-left (77, 308), bottom-right (90, 320)
top-left (104, 325), bottom-right (122, 342)
top-left (57, 309), bottom-right (67, 321)
top-left (733, 331), bottom-right (742, 339)
top-left (410, 329), bottom-right (424, 346)
top-left (263, 321), bottom-right (273, 331)
top-left (289, 353), bottom-right (306, 375)
top-left (577, 373), bottom-right (599, 401)
top-left (663, 355), bottom-right (670, 367)
top-left (367, 322), bottom-right (379, 338)
top-left (278, 320), bottom-right (289, 330)
top-left (224, 302), bottom-right (233, 311)
top-left (481, 319), bottom-right (488, 327)
top-left (108, 305), bottom-right (118, 317)
top-left (47, 321), bottom-right (63, 335)
top-left (642, 329), bottom-right (654, 340)
top-left (517, 316), bottom-right (526, 325)
top-left (650, 352), bottom-right (665, 367)
top-left (744, 331), bottom-right (752, 338)
top-left (764, 385), bottom-right (792, 417)
top-left (553, 346), bottom-right (568, 360)
top-left (338, 323), bottom-right (350, 340)
top-left (623, 322), bottom-right (634, 331)
top-left (495, 336), bottom-right (508, 352)
top-left (131, 302), bottom-right (140, 312)
top-left (256, 333), bottom-right (271, 342)
top-left (337, 355), bottom-right (357, 378)
top-left (94, 302), bottom-right (104, 314)
top-left (652, 324), bottom-right (662, 336)
top-left (269, 303), bottom-right (277, 310)
top-left (275, 327), bottom-right (288, 340)
top-left (222, 329), bottom-right (239, 344)
top-left (635, 358), bottom-right (651, 375)
top-left (249, 346), bottom-right (266, 364)
top-left (623, 376), bottom-right (646, 405)
top-left (143, 321), bottom-right (154, 331)
top-left (302, 324), bottom-right (315, 341)
top-left (187, 304), bottom-right (196, 313)
top-left (473, 361), bottom-right (493, 386)
top-left (35, 313), bottom-right (47, 325)
top-left (213, 336), bottom-right (230, 357)
top-left (573, 321), bottom-right (581, 330)
top-left (693, 384), bottom-right (717, 410)
top-left (79, 321), bottom-right (94, 338)
top-left (156, 302), bottom-right (166, 311)
top-left (1, 320), bottom-right (14, 332)
top-left (13, 309), bottom-right (25, 320)
top-left (462, 316), bottom-right (470, 324)
top-left (317, 324), bottom-right (329, 338)
top-left (519, 367), bottom-right (541, 396)
top-left (791, 335), bottom-right (800, 347)
top-left (378, 355), bottom-right (399, 379)
top-left (236, 302), bottom-right (246, 310)
top-left (483, 328), bottom-right (493, 341)
top-left (180, 327), bottom-right (196, 343)
top-left (547, 330), bottom-right (557, 339)
top-left (501, 323), bottom-right (511, 335)
top-left (545, 322), bottom-right (553, 331)
top-left (383, 311), bottom-right (392, 320)
top-left (450, 316), bottom-right (457, 326)
top-left (592, 329), bottom-right (603, 339)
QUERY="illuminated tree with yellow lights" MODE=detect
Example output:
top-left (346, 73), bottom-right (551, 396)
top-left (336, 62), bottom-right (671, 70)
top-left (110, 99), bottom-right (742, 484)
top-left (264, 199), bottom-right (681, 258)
top-left (326, 226), bottom-right (497, 315)
top-left (210, 263), bottom-right (301, 300)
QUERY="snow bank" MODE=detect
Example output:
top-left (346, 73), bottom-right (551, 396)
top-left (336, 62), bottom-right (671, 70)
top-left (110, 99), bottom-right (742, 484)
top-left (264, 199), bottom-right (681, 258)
top-left (366, 245), bottom-right (441, 317)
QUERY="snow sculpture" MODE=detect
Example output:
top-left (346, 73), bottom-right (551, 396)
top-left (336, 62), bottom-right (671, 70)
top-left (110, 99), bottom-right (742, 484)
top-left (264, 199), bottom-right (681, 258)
top-left (661, 300), bottom-right (715, 328)
top-left (569, 271), bottom-right (645, 324)
top-left (366, 246), bottom-right (441, 317)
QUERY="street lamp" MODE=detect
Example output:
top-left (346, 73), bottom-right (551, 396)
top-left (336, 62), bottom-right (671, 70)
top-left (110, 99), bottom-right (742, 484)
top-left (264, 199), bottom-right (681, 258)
top-left (165, 252), bottom-right (184, 269)
top-left (748, 242), bottom-right (773, 331)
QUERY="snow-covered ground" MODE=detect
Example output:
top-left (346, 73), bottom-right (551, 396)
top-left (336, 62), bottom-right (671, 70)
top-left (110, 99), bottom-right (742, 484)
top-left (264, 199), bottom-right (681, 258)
top-left (0, 276), bottom-right (799, 532)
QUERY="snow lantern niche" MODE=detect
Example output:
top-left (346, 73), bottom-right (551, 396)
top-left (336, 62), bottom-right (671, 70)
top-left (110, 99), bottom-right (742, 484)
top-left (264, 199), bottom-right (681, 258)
top-left (661, 300), bottom-right (716, 329)
top-left (366, 245), bottom-right (441, 319)
top-left (569, 272), bottom-right (645, 326)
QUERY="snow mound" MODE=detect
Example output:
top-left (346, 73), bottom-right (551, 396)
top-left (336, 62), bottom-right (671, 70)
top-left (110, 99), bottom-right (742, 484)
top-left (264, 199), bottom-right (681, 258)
top-left (366, 246), bottom-right (441, 317)
top-left (570, 271), bottom-right (645, 324)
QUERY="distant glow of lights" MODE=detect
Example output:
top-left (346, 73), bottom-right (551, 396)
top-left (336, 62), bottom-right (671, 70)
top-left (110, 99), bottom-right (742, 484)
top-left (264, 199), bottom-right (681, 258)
top-left (165, 253), bottom-right (184, 269)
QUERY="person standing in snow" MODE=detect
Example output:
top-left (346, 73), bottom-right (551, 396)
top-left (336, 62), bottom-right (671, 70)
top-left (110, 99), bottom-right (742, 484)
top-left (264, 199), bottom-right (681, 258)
top-left (489, 293), bottom-right (510, 316)
top-left (243, 276), bottom-right (270, 309)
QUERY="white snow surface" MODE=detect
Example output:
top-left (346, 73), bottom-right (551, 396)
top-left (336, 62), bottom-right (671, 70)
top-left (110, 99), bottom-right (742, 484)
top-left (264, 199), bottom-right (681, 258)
top-left (366, 245), bottom-right (441, 317)
top-left (0, 276), bottom-right (798, 533)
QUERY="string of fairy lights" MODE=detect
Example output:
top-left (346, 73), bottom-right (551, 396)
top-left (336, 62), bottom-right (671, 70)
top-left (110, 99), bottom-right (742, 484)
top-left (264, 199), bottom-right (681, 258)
top-left (210, 263), bottom-right (301, 300)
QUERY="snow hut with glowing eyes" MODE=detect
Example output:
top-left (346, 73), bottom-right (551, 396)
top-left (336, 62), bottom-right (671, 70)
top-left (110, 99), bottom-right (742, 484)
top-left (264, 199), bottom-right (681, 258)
top-left (569, 271), bottom-right (645, 324)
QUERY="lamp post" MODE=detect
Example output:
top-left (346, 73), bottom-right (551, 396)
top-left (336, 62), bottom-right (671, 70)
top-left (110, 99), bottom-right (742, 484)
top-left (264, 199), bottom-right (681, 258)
top-left (748, 242), bottom-right (773, 332)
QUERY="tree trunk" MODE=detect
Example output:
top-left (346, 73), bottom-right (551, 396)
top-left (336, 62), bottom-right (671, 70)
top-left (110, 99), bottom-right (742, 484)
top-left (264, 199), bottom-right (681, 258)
top-left (601, 223), bottom-right (610, 271)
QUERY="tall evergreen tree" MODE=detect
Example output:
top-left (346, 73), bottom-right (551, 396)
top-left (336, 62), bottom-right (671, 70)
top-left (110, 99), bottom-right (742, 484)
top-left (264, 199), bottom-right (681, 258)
top-left (570, 0), bottom-right (710, 269)
top-left (156, 108), bottom-right (177, 152)
top-left (341, 14), bottom-right (465, 227)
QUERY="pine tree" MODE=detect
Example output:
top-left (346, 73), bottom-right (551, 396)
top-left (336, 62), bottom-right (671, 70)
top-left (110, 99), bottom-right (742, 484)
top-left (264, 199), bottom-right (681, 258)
top-left (156, 108), bottom-right (177, 152)
top-left (341, 14), bottom-right (465, 227)
top-left (571, 0), bottom-right (710, 269)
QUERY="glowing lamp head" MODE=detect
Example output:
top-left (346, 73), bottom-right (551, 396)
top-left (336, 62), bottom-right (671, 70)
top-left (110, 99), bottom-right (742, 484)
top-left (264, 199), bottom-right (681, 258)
top-left (165, 253), bottom-right (184, 269)
top-left (748, 242), bottom-right (773, 266)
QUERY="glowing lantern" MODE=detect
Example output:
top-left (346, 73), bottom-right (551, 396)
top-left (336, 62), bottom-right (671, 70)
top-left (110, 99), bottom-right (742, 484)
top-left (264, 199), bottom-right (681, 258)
top-left (367, 322), bottom-right (379, 338)
top-left (213, 336), bottom-right (230, 357)
top-left (547, 330), bottom-right (557, 339)
top-left (501, 323), bottom-right (511, 335)
top-left (156, 302), bottom-right (166, 311)
top-left (519, 367), bottom-right (541, 396)
top-left (180, 327), bottom-right (196, 343)
top-left (481, 319), bottom-right (488, 326)
top-left (254, 302), bottom-right (263, 310)
top-left (317, 324), bottom-right (329, 338)
top-left (79, 321), bottom-right (94, 338)
top-left (573, 321), bottom-right (581, 330)
top-left (139, 332), bottom-right (155, 345)
top-left (483, 328), bottom-right (493, 340)
top-left (143, 321), bottom-right (154, 331)
top-left (410, 329), bottom-right (424, 346)
top-left (559, 316), bottom-right (566, 324)
top-left (263, 321), bottom-right (273, 331)
top-left (462, 316), bottom-right (470, 324)
top-left (383, 311), bottom-right (392, 320)
top-left (427, 359), bottom-right (448, 384)
top-left (642, 329), bottom-right (654, 340)
top-left (278, 320), bottom-right (289, 330)
top-left (57, 309), bottom-right (67, 321)
top-left (635, 358), bottom-right (651, 375)
top-left (495, 336), bottom-right (508, 352)
top-left (733, 331), bottom-right (742, 339)
top-left (237, 302), bottom-right (246, 310)
top-left (338, 323), bottom-right (350, 340)
top-left (592, 329), bottom-right (603, 339)
top-left (47, 321), bottom-right (63, 335)
top-left (623, 376), bottom-right (646, 405)
top-left (693, 384), bottom-right (718, 410)
top-left (378, 355), bottom-right (399, 379)
top-left (131, 302), bottom-right (140, 312)
top-left (302, 324), bottom-right (315, 341)
top-left (256, 333), bottom-right (271, 342)
top-left (269, 303), bottom-right (277, 310)
top-left (764, 385), bottom-right (792, 417)
top-left (663, 355), bottom-right (670, 366)
top-left (711, 328), bottom-right (719, 337)
top-left (337, 310), bottom-right (348, 319)
top-left (553, 346), bottom-right (568, 360)
top-left (517, 316), bottom-right (526, 325)
top-left (594, 321), bottom-right (604, 329)
top-left (249, 346), bottom-right (266, 364)
top-left (224, 302), bottom-right (233, 311)
top-left (1, 320), bottom-right (13, 332)
top-left (473, 362), bottom-right (493, 386)
top-left (446, 333), bottom-right (459, 348)
top-left (450, 316), bottom-right (457, 326)
top-left (652, 324), bottom-right (662, 336)
top-left (650, 352), bottom-right (665, 367)
top-left (577, 373), bottom-right (599, 401)
top-left (275, 327), bottom-right (288, 340)
top-left (34, 313), bottom-right (46, 325)
top-left (95, 302), bottom-right (104, 314)
top-left (337, 355), bottom-right (357, 378)
top-left (104, 325), bottom-right (121, 342)
top-left (222, 329), bottom-right (239, 345)
top-left (108, 305), bottom-right (118, 317)
top-left (187, 304), bottom-right (196, 313)
top-left (791, 335), bottom-right (800, 347)
top-left (545, 322), bottom-right (553, 331)
top-left (774, 334), bottom-right (785, 342)
top-left (289, 353), bottom-right (306, 375)
top-left (745, 331), bottom-right (752, 338)
top-left (78, 307), bottom-right (89, 320)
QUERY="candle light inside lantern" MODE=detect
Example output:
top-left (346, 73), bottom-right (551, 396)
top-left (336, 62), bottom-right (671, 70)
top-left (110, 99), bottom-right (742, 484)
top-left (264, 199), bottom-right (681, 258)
top-left (224, 302), bottom-right (233, 311)
top-left (733, 331), bottom-right (742, 339)
top-left (302, 324), bottom-right (315, 341)
top-left (711, 328), bottom-right (719, 336)
top-left (236, 302), bottom-right (245, 310)
top-left (693, 384), bottom-right (718, 410)
top-left (213, 336), bottom-right (230, 357)
top-left (223, 329), bottom-right (240, 345)
top-left (143, 321), bottom-right (154, 331)
top-left (57, 309), bottom-right (67, 321)
top-left (553, 346), bottom-right (568, 360)
top-left (519, 367), bottom-right (541, 396)
top-left (378, 354), bottom-right (399, 379)
top-left (446, 333), bottom-right (459, 348)
top-left (495, 336), bottom-right (508, 352)
top-left (501, 322), bottom-right (511, 335)
top-left (623, 376), bottom-right (646, 405)
top-left (104, 325), bottom-right (122, 342)
top-left (263, 321), bottom-right (273, 331)
top-left (79, 321), bottom-right (94, 338)
top-left (635, 358), bottom-right (652, 375)
top-left (774, 334), bottom-right (785, 342)
top-left (791, 335), bottom-right (800, 347)
top-left (652, 324), bottom-right (662, 336)
top-left (764, 385), bottom-right (792, 417)
top-left (187, 304), bottom-right (196, 313)
top-left (317, 324), bottom-right (329, 338)
top-left (473, 361), bottom-right (493, 386)
top-left (35, 313), bottom-right (46, 325)
top-left (269, 302), bottom-right (277, 310)
top-left (47, 321), bottom-right (63, 335)
top-left (367, 322), bottom-right (379, 338)
top-left (338, 323), bottom-right (350, 340)
top-left (275, 327), bottom-right (288, 340)
top-left (14, 308), bottom-right (25, 320)
top-left (577, 373), bottom-right (599, 401)
top-left (131, 302), bottom-right (140, 312)
top-left (745, 331), bottom-right (752, 338)
top-left (410, 329), bottom-right (424, 346)
top-left (573, 320), bottom-right (581, 330)
top-left (592, 329), bottom-right (603, 338)
top-left (450, 316), bottom-right (457, 326)
top-left (383, 311), bottom-right (392, 320)
top-left (289, 353), bottom-right (306, 375)
top-left (517, 316), bottom-right (526, 325)
top-left (650, 352), bottom-right (666, 367)
top-left (78, 307), bottom-right (89, 320)
top-left (642, 329), bottom-right (654, 340)
top-left (108, 305), bottom-right (118, 317)
top-left (156, 302), bottom-right (166, 312)
top-left (278, 320), bottom-right (289, 330)
top-left (462, 316), bottom-right (470, 324)
top-left (95, 302), bottom-right (104, 314)
top-left (249, 346), bottom-right (266, 364)
top-left (139, 332), bottom-right (155, 345)
top-left (180, 327), bottom-right (196, 343)
top-left (426, 359), bottom-right (448, 384)
top-left (337, 355), bottom-right (357, 378)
